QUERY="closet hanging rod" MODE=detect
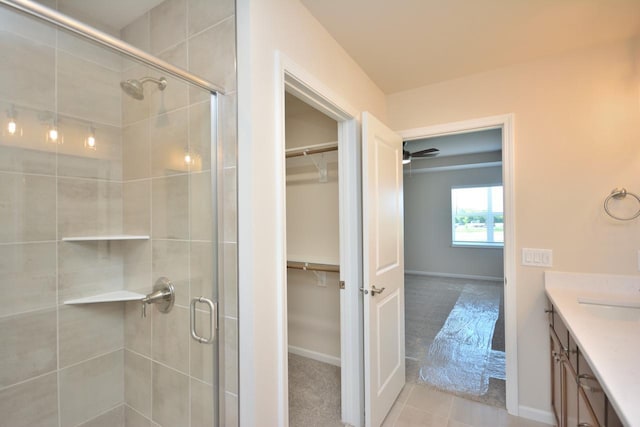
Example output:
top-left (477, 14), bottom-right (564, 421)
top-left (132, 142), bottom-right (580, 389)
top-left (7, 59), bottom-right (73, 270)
top-left (285, 144), bottom-right (338, 159)
top-left (287, 260), bottom-right (340, 273)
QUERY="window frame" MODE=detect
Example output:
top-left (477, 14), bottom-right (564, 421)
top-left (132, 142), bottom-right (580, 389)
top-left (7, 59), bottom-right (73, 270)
top-left (451, 184), bottom-right (504, 248)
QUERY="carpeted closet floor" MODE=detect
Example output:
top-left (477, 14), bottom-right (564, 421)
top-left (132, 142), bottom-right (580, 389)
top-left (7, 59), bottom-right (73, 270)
top-left (288, 353), bottom-right (343, 427)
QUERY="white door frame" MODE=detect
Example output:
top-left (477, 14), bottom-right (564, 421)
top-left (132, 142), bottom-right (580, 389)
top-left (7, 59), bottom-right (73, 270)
top-left (274, 51), bottom-right (364, 426)
top-left (398, 114), bottom-right (518, 415)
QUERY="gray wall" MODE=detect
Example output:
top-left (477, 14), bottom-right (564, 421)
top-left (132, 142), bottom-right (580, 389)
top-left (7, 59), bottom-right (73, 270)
top-left (404, 161), bottom-right (504, 279)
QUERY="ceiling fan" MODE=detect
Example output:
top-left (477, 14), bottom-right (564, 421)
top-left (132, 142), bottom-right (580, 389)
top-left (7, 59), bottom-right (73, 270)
top-left (402, 142), bottom-right (439, 164)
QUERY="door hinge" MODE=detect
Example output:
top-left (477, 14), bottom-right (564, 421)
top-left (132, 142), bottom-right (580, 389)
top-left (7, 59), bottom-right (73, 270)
top-left (339, 280), bottom-right (345, 289)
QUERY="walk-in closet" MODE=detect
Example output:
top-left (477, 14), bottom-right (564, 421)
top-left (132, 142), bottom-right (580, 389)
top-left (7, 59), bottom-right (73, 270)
top-left (284, 92), bottom-right (342, 426)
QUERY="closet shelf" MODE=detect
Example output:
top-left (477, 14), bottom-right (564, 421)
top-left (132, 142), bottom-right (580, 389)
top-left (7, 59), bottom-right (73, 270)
top-left (62, 235), bottom-right (150, 242)
top-left (287, 260), bottom-right (340, 273)
top-left (64, 290), bottom-right (145, 305)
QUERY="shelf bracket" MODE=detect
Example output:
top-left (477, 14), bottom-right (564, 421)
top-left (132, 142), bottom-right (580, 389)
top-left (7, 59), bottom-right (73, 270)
top-left (303, 151), bottom-right (328, 183)
top-left (311, 270), bottom-right (327, 287)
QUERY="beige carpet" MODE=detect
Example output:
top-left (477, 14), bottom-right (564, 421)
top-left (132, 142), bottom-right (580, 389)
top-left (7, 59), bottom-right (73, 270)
top-left (288, 353), bottom-right (343, 427)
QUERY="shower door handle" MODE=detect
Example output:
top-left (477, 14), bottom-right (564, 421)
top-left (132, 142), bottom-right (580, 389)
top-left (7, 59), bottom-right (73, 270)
top-left (190, 297), bottom-right (217, 344)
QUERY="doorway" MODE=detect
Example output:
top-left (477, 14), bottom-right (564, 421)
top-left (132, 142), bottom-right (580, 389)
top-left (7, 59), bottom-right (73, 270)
top-left (276, 63), bottom-right (363, 426)
top-left (284, 92), bottom-right (342, 426)
top-left (399, 115), bottom-right (518, 415)
top-left (403, 129), bottom-right (506, 406)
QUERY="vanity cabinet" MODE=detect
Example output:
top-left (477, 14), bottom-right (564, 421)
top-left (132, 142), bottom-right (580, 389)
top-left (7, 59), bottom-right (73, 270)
top-left (547, 303), bottom-right (624, 427)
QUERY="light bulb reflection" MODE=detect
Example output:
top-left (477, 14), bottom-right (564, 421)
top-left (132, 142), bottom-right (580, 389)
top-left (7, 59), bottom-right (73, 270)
top-left (46, 119), bottom-right (62, 144)
top-left (85, 127), bottom-right (97, 150)
top-left (184, 153), bottom-right (192, 164)
top-left (7, 119), bottom-right (16, 135)
top-left (48, 127), bottom-right (58, 142)
top-left (4, 106), bottom-right (21, 137)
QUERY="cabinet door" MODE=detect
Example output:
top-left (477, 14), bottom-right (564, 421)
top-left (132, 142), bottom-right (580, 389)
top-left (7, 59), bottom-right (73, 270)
top-left (562, 358), bottom-right (578, 427)
top-left (550, 328), bottom-right (563, 426)
top-left (578, 388), bottom-right (600, 427)
top-left (578, 352), bottom-right (605, 426)
top-left (606, 399), bottom-right (624, 427)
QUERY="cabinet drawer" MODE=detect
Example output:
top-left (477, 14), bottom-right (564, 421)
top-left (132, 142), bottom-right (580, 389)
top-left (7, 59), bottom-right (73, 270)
top-left (568, 334), bottom-right (578, 373)
top-left (552, 311), bottom-right (569, 351)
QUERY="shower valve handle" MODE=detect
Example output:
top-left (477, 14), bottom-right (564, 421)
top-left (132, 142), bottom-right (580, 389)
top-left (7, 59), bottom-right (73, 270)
top-left (140, 277), bottom-right (175, 318)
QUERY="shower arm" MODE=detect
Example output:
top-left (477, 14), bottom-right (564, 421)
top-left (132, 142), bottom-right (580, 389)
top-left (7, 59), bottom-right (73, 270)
top-left (139, 76), bottom-right (168, 90)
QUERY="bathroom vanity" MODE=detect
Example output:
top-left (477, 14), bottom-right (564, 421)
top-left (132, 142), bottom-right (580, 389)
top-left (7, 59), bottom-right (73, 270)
top-left (545, 272), bottom-right (640, 427)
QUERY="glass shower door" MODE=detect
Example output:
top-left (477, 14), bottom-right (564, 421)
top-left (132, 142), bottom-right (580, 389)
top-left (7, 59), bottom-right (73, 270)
top-left (0, 3), bottom-right (220, 426)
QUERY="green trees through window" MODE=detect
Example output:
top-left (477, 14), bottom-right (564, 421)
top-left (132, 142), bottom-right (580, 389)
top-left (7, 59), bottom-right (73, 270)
top-left (451, 185), bottom-right (503, 246)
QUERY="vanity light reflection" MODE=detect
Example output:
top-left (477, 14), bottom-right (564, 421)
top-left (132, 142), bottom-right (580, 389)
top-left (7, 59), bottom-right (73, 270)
top-left (4, 106), bottom-right (22, 137)
top-left (85, 126), bottom-right (97, 150)
top-left (7, 118), bottom-right (16, 135)
top-left (184, 149), bottom-right (200, 168)
top-left (46, 119), bottom-right (62, 144)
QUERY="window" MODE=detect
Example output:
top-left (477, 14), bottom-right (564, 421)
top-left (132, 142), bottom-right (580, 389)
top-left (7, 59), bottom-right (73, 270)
top-left (451, 185), bottom-right (503, 247)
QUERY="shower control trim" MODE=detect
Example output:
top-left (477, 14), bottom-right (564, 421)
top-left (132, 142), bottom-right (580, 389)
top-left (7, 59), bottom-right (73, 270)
top-left (141, 277), bottom-right (175, 317)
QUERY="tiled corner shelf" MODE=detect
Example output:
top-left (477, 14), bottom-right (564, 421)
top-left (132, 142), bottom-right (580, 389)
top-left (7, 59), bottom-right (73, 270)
top-left (64, 290), bottom-right (145, 305)
top-left (62, 235), bottom-right (150, 242)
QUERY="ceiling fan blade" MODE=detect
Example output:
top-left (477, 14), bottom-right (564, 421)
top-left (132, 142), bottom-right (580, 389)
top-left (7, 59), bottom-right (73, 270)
top-left (412, 148), bottom-right (440, 157)
top-left (402, 149), bottom-right (411, 164)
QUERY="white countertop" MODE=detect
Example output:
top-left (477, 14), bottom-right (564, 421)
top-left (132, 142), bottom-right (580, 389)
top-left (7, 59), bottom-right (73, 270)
top-left (545, 271), bottom-right (640, 427)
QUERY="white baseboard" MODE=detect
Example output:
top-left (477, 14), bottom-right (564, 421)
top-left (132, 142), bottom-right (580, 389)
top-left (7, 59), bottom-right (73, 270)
top-left (288, 345), bottom-right (341, 367)
top-left (517, 405), bottom-right (555, 425)
top-left (405, 270), bottom-right (504, 282)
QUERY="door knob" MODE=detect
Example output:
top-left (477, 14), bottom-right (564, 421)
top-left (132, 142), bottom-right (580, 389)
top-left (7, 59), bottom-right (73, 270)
top-left (371, 285), bottom-right (386, 296)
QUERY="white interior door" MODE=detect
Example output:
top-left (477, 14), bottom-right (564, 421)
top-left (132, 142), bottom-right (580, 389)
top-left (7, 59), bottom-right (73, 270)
top-left (362, 112), bottom-right (405, 427)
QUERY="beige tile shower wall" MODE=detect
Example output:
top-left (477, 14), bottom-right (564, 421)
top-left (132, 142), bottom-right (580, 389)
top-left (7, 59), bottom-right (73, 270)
top-left (120, 0), bottom-right (237, 426)
top-left (0, 4), bottom-right (127, 426)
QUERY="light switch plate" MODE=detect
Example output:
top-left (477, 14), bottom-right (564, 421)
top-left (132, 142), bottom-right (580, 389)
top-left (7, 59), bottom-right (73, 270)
top-left (522, 248), bottom-right (553, 267)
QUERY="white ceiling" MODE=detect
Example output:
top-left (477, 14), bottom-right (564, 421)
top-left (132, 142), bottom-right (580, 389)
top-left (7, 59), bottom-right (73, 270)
top-left (300, 0), bottom-right (640, 94)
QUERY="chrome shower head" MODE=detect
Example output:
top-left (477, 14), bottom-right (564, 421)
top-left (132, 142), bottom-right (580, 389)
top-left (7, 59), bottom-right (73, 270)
top-left (120, 76), bottom-right (167, 100)
top-left (120, 79), bottom-right (144, 100)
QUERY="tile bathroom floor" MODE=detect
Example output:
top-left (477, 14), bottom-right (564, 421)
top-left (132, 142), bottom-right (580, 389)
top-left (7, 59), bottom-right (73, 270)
top-left (382, 382), bottom-right (553, 427)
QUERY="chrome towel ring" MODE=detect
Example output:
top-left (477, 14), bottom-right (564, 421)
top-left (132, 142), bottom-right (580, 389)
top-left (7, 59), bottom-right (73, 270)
top-left (604, 188), bottom-right (640, 221)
